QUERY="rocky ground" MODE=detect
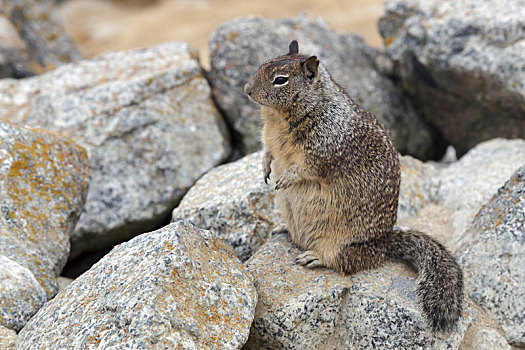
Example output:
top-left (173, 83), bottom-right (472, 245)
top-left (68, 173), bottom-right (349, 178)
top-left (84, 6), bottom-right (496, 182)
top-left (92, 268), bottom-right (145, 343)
top-left (1, 0), bottom-right (524, 349)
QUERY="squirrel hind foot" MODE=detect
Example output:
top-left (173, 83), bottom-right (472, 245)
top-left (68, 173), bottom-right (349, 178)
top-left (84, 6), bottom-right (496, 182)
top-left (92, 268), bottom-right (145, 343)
top-left (296, 250), bottom-right (324, 269)
top-left (271, 225), bottom-right (289, 236)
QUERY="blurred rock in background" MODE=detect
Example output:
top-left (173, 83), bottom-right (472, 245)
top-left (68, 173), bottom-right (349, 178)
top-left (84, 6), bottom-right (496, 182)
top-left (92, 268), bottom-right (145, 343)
top-left (0, 0), bottom-right (80, 78)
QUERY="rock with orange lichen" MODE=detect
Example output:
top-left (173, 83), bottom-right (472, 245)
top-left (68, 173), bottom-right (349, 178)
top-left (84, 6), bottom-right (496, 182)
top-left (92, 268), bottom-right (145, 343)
top-left (0, 0), bottom-right (80, 78)
top-left (16, 220), bottom-right (257, 349)
top-left (0, 42), bottom-right (231, 259)
top-left (0, 121), bottom-right (89, 331)
top-left (243, 233), bottom-right (473, 349)
top-left (456, 165), bottom-right (525, 346)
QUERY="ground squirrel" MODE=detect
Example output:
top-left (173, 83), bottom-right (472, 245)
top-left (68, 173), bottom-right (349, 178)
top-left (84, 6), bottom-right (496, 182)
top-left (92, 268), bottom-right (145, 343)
top-left (244, 40), bottom-right (463, 332)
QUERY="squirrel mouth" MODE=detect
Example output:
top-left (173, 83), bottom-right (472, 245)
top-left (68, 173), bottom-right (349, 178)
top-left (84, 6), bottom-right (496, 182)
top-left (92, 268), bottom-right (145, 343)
top-left (245, 92), bottom-right (267, 106)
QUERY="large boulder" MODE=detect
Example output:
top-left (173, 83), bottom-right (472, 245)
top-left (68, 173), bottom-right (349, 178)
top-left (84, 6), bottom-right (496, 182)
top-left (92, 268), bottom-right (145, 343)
top-left (16, 220), bottom-right (257, 349)
top-left (456, 165), bottom-right (525, 346)
top-left (395, 139), bottom-right (525, 247)
top-left (438, 138), bottom-right (525, 242)
top-left (379, 0), bottom-right (525, 156)
top-left (0, 0), bottom-right (80, 78)
top-left (0, 121), bottom-right (89, 330)
top-left (172, 151), bottom-right (284, 262)
top-left (0, 42), bottom-right (231, 258)
top-left (208, 15), bottom-right (441, 159)
top-left (244, 233), bottom-right (472, 349)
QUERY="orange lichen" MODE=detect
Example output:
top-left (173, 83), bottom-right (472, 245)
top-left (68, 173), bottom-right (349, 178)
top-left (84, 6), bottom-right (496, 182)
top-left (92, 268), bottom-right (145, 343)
top-left (2, 124), bottom-right (89, 297)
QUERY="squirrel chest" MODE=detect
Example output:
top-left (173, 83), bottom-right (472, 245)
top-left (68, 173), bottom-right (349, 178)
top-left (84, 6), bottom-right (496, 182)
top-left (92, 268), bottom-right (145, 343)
top-left (261, 106), bottom-right (307, 178)
top-left (261, 106), bottom-right (348, 250)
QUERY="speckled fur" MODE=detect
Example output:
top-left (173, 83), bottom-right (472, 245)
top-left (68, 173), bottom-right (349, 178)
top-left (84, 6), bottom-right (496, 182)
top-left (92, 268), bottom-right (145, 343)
top-left (244, 41), bottom-right (463, 332)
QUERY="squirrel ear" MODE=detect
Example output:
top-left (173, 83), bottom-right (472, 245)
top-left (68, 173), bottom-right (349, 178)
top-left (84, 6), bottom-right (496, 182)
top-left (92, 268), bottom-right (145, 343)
top-left (288, 40), bottom-right (299, 55)
top-left (302, 56), bottom-right (319, 80)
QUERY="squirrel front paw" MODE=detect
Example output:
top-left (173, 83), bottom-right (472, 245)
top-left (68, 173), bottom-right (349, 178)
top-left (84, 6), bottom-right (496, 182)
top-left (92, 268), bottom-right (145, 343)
top-left (262, 150), bottom-right (273, 184)
top-left (275, 166), bottom-right (301, 190)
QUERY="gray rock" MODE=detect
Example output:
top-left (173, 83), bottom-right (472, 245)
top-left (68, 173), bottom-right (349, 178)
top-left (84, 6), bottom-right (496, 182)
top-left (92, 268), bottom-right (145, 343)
top-left (0, 325), bottom-right (16, 350)
top-left (0, 0), bottom-right (80, 78)
top-left (208, 15), bottom-right (440, 159)
top-left (56, 276), bottom-right (73, 292)
top-left (0, 121), bottom-right (89, 330)
top-left (0, 42), bottom-right (231, 258)
top-left (244, 233), bottom-right (472, 349)
top-left (468, 327), bottom-right (511, 350)
top-left (172, 151), bottom-right (284, 262)
top-left (456, 165), bottom-right (525, 346)
top-left (438, 138), bottom-right (525, 242)
top-left (379, 0), bottom-right (525, 156)
top-left (0, 256), bottom-right (46, 332)
top-left (16, 220), bottom-right (257, 349)
top-left (398, 154), bottom-right (440, 221)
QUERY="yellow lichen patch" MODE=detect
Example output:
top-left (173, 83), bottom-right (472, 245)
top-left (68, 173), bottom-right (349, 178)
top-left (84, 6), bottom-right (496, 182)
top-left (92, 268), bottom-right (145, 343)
top-left (1, 123), bottom-right (90, 297)
top-left (385, 35), bottom-right (395, 46)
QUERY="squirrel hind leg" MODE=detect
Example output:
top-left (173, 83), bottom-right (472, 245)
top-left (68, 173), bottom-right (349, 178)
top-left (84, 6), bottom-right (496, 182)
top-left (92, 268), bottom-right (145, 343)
top-left (336, 238), bottom-right (388, 274)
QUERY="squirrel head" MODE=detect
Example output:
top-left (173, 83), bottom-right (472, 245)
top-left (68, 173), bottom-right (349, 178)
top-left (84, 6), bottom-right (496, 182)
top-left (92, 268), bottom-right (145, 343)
top-left (244, 40), bottom-right (321, 114)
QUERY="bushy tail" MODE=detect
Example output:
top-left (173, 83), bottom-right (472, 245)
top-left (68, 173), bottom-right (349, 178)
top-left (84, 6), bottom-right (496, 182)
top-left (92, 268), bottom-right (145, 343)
top-left (386, 227), bottom-right (464, 332)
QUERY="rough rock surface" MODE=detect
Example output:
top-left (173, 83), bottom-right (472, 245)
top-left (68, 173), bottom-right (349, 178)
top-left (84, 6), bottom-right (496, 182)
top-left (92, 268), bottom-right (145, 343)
top-left (209, 15), bottom-right (440, 159)
top-left (16, 220), bottom-right (257, 349)
top-left (0, 0), bottom-right (80, 78)
top-left (0, 42), bottom-right (231, 258)
top-left (438, 138), bottom-right (525, 242)
top-left (456, 165), bottom-right (525, 346)
top-left (0, 121), bottom-right (89, 330)
top-left (379, 0), bottom-right (525, 156)
top-left (0, 325), bottom-right (16, 350)
top-left (244, 233), bottom-right (472, 349)
top-left (0, 256), bottom-right (46, 332)
top-left (467, 327), bottom-right (511, 350)
top-left (397, 155), bottom-right (439, 221)
top-left (172, 151), bottom-right (284, 262)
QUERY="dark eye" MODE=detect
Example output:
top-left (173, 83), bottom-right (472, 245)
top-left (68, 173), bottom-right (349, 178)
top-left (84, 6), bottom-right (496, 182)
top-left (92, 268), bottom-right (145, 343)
top-left (273, 76), bottom-right (289, 85)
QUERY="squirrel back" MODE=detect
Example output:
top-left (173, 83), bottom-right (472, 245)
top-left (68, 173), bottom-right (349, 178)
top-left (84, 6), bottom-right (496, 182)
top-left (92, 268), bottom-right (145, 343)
top-left (245, 40), bottom-right (463, 332)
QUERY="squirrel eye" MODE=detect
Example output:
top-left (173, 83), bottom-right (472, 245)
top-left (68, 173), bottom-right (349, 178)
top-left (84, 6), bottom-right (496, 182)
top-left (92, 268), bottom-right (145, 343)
top-left (273, 76), bottom-right (289, 86)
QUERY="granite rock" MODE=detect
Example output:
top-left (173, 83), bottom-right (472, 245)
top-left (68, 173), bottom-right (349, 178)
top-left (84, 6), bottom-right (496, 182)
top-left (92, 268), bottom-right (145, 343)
top-left (0, 0), bottom-right (80, 78)
top-left (0, 42), bottom-right (231, 258)
top-left (0, 256), bottom-right (46, 332)
top-left (0, 121), bottom-right (89, 330)
top-left (16, 220), bottom-right (256, 349)
top-left (244, 233), bottom-right (472, 349)
top-left (208, 15), bottom-right (439, 159)
top-left (172, 151), bottom-right (284, 262)
top-left (397, 154), bottom-right (440, 221)
top-left (456, 165), bottom-right (525, 346)
top-left (0, 325), bottom-right (16, 350)
top-left (379, 0), bottom-right (525, 156)
top-left (438, 138), bottom-right (525, 242)
top-left (468, 327), bottom-right (511, 350)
